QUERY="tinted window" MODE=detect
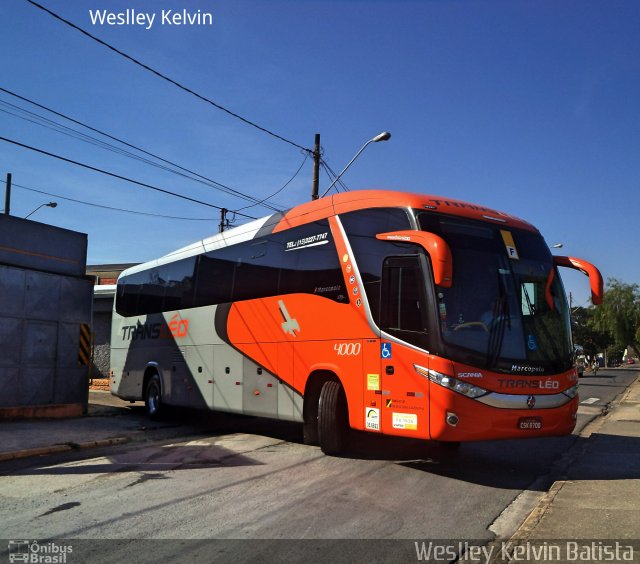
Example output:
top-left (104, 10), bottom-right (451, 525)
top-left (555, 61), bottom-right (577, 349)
top-left (194, 252), bottom-right (234, 307)
top-left (277, 222), bottom-right (345, 302)
top-left (116, 218), bottom-right (346, 317)
top-left (233, 240), bottom-right (281, 301)
top-left (380, 255), bottom-right (429, 349)
top-left (340, 208), bottom-right (412, 319)
top-left (115, 271), bottom-right (144, 317)
top-left (163, 258), bottom-right (197, 311)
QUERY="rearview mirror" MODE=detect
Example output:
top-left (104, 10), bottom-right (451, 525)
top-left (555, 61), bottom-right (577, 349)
top-left (376, 230), bottom-right (453, 288)
top-left (554, 256), bottom-right (604, 305)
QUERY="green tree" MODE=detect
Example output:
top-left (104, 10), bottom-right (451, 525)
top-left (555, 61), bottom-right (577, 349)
top-left (592, 278), bottom-right (640, 355)
top-left (571, 306), bottom-right (612, 359)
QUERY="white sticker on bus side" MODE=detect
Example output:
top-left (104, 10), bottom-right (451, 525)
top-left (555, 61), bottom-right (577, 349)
top-left (392, 412), bottom-right (418, 430)
top-left (365, 407), bottom-right (380, 431)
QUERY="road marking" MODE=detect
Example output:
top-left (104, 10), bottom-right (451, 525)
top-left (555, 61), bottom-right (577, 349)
top-left (577, 405), bottom-right (602, 416)
top-left (581, 397), bottom-right (600, 405)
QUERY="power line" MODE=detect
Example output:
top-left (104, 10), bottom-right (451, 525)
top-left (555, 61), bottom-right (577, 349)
top-left (24, 0), bottom-right (311, 154)
top-left (235, 153), bottom-right (308, 212)
top-left (320, 158), bottom-right (350, 193)
top-left (0, 86), bottom-right (285, 212)
top-left (0, 135), bottom-right (257, 219)
top-left (2, 179), bottom-right (218, 221)
top-left (0, 99), bottom-right (282, 212)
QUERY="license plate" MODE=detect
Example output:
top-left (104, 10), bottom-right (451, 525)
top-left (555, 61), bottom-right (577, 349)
top-left (518, 417), bottom-right (542, 430)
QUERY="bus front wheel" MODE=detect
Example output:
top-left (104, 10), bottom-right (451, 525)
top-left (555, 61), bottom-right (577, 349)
top-left (318, 380), bottom-right (349, 455)
top-left (145, 375), bottom-right (164, 420)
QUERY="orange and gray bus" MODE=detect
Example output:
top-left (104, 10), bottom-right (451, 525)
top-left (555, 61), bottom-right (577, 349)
top-left (110, 190), bottom-right (602, 454)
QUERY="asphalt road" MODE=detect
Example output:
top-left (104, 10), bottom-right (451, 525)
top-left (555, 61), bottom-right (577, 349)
top-left (0, 368), bottom-right (637, 563)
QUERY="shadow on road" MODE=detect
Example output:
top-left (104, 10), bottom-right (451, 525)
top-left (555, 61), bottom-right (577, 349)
top-left (8, 388), bottom-right (639, 493)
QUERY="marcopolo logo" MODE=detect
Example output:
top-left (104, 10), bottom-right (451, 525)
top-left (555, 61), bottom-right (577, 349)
top-left (8, 541), bottom-right (73, 564)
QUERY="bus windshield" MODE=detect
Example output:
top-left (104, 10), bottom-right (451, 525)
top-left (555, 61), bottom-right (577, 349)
top-left (416, 211), bottom-right (572, 374)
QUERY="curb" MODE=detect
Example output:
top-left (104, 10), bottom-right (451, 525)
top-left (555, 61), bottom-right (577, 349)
top-left (0, 437), bottom-right (130, 463)
top-left (495, 374), bottom-right (640, 549)
top-left (508, 480), bottom-right (566, 541)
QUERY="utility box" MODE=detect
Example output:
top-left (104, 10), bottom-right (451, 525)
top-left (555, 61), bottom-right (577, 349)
top-left (0, 214), bottom-right (93, 418)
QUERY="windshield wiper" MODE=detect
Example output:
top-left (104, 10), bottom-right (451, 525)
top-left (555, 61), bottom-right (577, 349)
top-left (486, 271), bottom-right (511, 369)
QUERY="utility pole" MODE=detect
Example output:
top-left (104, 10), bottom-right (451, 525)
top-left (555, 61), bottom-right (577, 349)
top-left (3, 172), bottom-right (11, 215)
top-left (219, 208), bottom-right (227, 233)
top-left (311, 133), bottom-right (320, 201)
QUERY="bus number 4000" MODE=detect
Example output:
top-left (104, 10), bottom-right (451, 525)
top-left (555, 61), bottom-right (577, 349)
top-left (334, 343), bottom-right (361, 356)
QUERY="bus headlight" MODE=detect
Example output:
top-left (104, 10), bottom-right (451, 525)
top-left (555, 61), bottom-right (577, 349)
top-left (562, 384), bottom-right (579, 400)
top-left (414, 364), bottom-right (489, 399)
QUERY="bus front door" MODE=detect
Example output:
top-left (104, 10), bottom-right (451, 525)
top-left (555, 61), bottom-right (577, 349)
top-left (378, 255), bottom-right (431, 438)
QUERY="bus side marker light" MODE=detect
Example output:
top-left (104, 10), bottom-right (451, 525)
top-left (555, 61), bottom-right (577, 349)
top-left (446, 412), bottom-right (459, 427)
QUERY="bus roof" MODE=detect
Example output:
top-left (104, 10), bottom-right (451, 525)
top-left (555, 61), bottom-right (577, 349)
top-left (272, 189), bottom-right (536, 233)
top-left (119, 189), bottom-right (537, 279)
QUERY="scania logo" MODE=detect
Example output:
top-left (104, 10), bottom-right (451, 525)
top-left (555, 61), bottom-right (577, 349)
top-left (527, 395), bottom-right (536, 409)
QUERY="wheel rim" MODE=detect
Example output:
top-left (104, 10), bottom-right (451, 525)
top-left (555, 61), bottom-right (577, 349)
top-left (148, 384), bottom-right (159, 414)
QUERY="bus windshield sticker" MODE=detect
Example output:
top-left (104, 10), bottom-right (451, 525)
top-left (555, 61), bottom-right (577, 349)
top-left (500, 230), bottom-right (520, 260)
top-left (285, 232), bottom-right (329, 251)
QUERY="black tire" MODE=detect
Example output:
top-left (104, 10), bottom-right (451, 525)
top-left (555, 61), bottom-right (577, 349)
top-left (318, 380), bottom-right (349, 455)
top-left (303, 414), bottom-right (319, 446)
top-left (145, 374), bottom-right (164, 420)
top-left (303, 385), bottom-right (320, 446)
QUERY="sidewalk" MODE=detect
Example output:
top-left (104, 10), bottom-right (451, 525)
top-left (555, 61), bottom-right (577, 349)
top-left (514, 371), bottom-right (640, 540)
top-left (0, 392), bottom-right (151, 462)
top-left (489, 370), bottom-right (640, 561)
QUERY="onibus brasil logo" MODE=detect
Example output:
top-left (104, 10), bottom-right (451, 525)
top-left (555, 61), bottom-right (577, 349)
top-left (8, 541), bottom-right (73, 563)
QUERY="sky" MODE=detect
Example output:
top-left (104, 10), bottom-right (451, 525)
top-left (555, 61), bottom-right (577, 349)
top-left (1, 0), bottom-right (639, 307)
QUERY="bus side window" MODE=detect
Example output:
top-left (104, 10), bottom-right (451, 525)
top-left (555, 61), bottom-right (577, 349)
top-left (194, 252), bottom-right (235, 306)
top-left (163, 258), bottom-right (197, 311)
top-left (116, 272), bottom-right (144, 317)
top-left (274, 220), bottom-right (344, 302)
top-left (139, 268), bottom-right (165, 315)
top-left (233, 240), bottom-right (280, 302)
top-left (340, 207), bottom-right (413, 320)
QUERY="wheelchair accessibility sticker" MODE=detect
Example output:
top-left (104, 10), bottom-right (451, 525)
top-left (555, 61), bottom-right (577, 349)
top-left (381, 342), bottom-right (392, 359)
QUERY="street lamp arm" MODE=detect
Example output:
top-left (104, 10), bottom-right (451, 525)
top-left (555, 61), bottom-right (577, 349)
top-left (24, 201), bottom-right (57, 219)
top-left (320, 131), bottom-right (391, 198)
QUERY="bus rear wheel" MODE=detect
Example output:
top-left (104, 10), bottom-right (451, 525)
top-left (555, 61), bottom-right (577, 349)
top-left (318, 380), bottom-right (349, 455)
top-left (145, 375), bottom-right (164, 420)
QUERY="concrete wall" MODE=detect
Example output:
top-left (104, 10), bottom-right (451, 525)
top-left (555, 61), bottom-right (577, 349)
top-left (0, 265), bottom-right (93, 409)
top-left (0, 215), bottom-right (92, 416)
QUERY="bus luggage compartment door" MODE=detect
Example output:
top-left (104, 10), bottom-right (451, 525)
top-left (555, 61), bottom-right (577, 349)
top-left (242, 344), bottom-right (278, 418)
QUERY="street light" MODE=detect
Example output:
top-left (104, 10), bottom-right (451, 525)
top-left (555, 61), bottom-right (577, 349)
top-left (25, 201), bottom-right (57, 219)
top-left (320, 131), bottom-right (391, 198)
